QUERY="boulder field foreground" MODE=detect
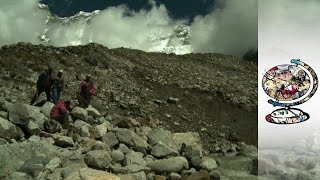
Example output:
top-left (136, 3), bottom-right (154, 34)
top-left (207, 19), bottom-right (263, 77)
top-left (0, 43), bottom-right (258, 179)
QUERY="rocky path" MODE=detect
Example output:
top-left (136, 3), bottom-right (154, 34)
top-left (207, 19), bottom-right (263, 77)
top-left (0, 101), bottom-right (258, 180)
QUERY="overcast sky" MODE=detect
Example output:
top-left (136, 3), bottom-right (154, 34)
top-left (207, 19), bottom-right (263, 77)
top-left (0, 0), bottom-right (257, 57)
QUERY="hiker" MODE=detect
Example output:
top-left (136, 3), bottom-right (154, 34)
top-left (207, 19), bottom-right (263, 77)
top-left (77, 75), bottom-right (96, 108)
top-left (30, 67), bottom-right (53, 105)
top-left (51, 69), bottom-right (64, 104)
top-left (49, 100), bottom-right (72, 130)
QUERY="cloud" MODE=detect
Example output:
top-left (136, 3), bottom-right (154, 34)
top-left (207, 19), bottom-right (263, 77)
top-left (0, 0), bottom-right (49, 45)
top-left (259, 0), bottom-right (320, 59)
top-left (190, 0), bottom-right (258, 57)
top-left (0, 0), bottom-right (257, 57)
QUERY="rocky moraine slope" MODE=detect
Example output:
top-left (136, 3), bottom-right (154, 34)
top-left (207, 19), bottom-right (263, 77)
top-left (0, 43), bottom-right (258, 180)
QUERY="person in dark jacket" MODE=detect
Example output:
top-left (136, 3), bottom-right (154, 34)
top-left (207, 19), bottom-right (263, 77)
top-left (30, 67), bottom-right (53, 105)
top-left (51, 69), bottom-right (64, 104)
top-left (77, 75), bottom-right (96, 108)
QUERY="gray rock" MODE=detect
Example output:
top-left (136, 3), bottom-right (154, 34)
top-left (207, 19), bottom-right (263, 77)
top-left (47, 170), bottom-right (62, 180)
top-left (25, 105), bottom-right (46, 129)
top-left (41, 102), bottom-right (55, 118)
top-left (19, 156), bottom-right (49, 177)
top-left (71, 107), bottom-right (88, 121)
top-left (116, 128), bottom-right (149, 153)
top-left (53, 135), bottom-right (74, 148)
top-left (7, 172), bottom-right (33, 180)
top-left (84, 150), bottom-right (111, 170)
top-left (102, 132), bottom-right (119, 148)
top-left (91, 121), bottom-right (109, 139)
top-left (86, 105), bottom-right (102, 118)
top-left (147, 128), bottom-right (174, 147)
top-left (0, 111), bottom-right (8, 119)
top-left (65, 168), bottom-right (119, 180)
top-left (167, 172), bottom-right (181, 180)
top-left (28, 135), bottom-right (41, 142)
top-left (147, 157), bottom-right (189, 173)
top-left (172, 132), bottom-right (202, 153)
top-left (26, 121), bottom-right (40, 136)
top-left (146, 172), bottom-right (155, 180)
top-left (111, 150), bottom-right (125, 163)
top-left (8, 103), bottom-right (30, 125)
top-left (118, 143), bottom-right (130, 154)
top-left (191, 156), bottom-right (202, 167)
top-left (74, 120), bottom-right (91, 137)
top-left (295, 172), bottom-right (314, 180)
top-left (125, 151), bottom-right (147, 166)
top-left (0, 137), bottom-right (7, 145)
top-left (184, 145), bottom-right (203, 159)
top-left (199, 156), bottom-right (218, 171)
top-left (128, 171), bottom-right (147, 180)
top-left (144, 155), bottom-right (155, 164)
top-left (216, 156), bottom-right (254, 173)
top-left (182, 168), bottom-right (196, 176)
top-left (45, 157), bottom-right (61, 171)
top-left (111, 164), bottom-right (151, 174)
top-left (90, 141), bottom-right (109, 151)
top-left (151, 142), bottom-right (179, 158)
top-left (139, 126), bottom-right (152, 137)
top-left (62, 162), bottom-right (88, 178)
top-left (0, 117), bottom-right (24, 140)
top-left (187, 170), bottom-right (211, 180)
top-left (209, 170), bottom-right (221, 180)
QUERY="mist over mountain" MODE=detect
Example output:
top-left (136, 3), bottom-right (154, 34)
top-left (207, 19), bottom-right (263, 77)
top-left (0, 0), bottom-right (257, 58)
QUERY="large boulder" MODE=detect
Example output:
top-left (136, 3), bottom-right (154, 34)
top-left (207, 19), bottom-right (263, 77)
top-left (0, 139), bottom-right (57, 177)
top-left (147, 157), bottom-right (189, 173)
top-left (111, 150), bottom-right (125, 163)
top-left (25, 105), bottom-right (46, 129)
top-left (71, 107), bottom-right (88, 121)
top-left (53, 135), bottom-right (74, 148)
top-left (151, 142), bottom-right (179, 158)
top-left (91, 121), bottom-right (110, 139)
top-left (74, 120), bottom-right (92, 137)
top-left (66, 168), bottom-right (120, 180)
top-left (18, 156), bottom-right (49, 178)
top-left (41, 102), bottom-right (55, 118)
top-left (199, 157), bottom-right (218, 171)
top-left (116, 128), bottom-right (149, 153)
top-left (172, 132), bottom-right (202, 153)
top-left (216, 156), bottom-right (254, 172)
top-left (124, 151), bottom-right (147, 167)
top-left (25, 121), bottom-right (40, 136)
top-left (86, 105), bottom-right (102, 118)
top-left (102, 132), bottom-right (119, 148)
top-left (84, 150), bottom-right (112, 170)
top-left (7, 103), bottom-right (30, 126)
top-left (0, 117), bottom-right (24, 140)
top-left (147, 128), bottom-right (175, 148)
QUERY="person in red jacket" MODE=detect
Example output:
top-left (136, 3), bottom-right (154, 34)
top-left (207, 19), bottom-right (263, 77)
top-left (50, 100), bottom-right (71, 128)
top-left (77, 75), bottom-right (96, 108)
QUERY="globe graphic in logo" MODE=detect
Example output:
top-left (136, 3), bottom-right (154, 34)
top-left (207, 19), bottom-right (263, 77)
top-left (262, 59), bottom-right (318, 124)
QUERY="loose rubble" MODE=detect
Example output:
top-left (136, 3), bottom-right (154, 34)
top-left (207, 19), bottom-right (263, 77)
top-left (0, 101), bottom-right (259, 179)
